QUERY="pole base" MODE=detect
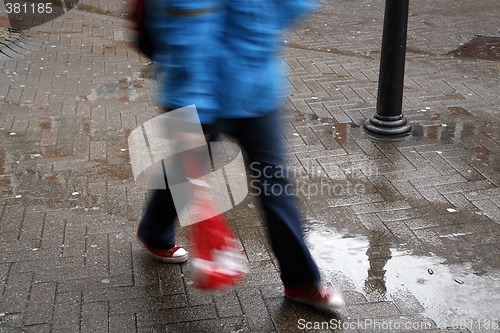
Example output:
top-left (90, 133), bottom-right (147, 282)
top-left (364, 114), bottom-right (412, 136)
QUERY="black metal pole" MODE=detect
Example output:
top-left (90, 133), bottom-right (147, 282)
top-left (364, 0), bottom-right (412, 136)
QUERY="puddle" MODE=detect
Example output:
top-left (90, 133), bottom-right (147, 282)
top-left (306, 229), bottom-right (500, 332)
top-left (286, 42), bottom-right (374, 60)
top-left (449, 36), bottom-right (500, 62)
top-left (407, 114), bottom-right (499, 165)
top-left (292, 105), bottom-right (499, 147)
top-left (288, 110), bottom-right (500, 331)
top-left (409, 118), bottom-right (499, 144)
top-left (294, 154), bottom-right (500, 332)
top-left (80, 78), bottom-right (146, 102)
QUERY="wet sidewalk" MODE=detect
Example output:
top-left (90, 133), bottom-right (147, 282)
top-left (1, 0), bottom-right (499, 332)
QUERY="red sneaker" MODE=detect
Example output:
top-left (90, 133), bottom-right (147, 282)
top-left (137, 231), bottom-right (189, 263)
top-left (284, 283), bottom-right (345, 311)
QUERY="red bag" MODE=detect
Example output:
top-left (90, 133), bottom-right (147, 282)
top-left (189, 193), bottom-right (247, 291)
top-left (178, 137), bottom-right (247, 291)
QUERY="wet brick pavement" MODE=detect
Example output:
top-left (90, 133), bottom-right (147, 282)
top-left (0, 0), bottom-right (499, 332)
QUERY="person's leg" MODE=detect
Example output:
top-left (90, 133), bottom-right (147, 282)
top-left (137, 115), bottom-right (213, 263)
top-left (136, 126), bottom-right (192, 263)
top-left (137, 106), bottom-right (179, 251)
top-left (138, 188), bottom-right (177, 250)
top-left (219, 111), bottom-right (345, 310)
top-left (219, 111), bottom-right (320, 288)
top-left (137, 104), bottom-right (213, 263)
top-left (137, 186), bottom-right (189, 263)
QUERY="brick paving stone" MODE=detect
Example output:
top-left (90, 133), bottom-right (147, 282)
top-left (345, 302), bottom-right (402, 319)
top-left (410, 174), bottom-right (469, 189)
top-left (242, 271), bottom-right (282, 288)
top-left (383, 220), bottom-right (419, 241)
top-left (136, 304), bottom-right (218, 326)
top-left (166, 317), bottom-right (249, 333)
top-left (184, 284), bottom-right (214, 307)
top-left (0, 272), bottom-right (33, 313)
top-left (238, 226), bottom-right (273, 262)
top-left (81, 301), bottom-right (109, 333)
top-left (109, 314), bottom-right (137, 333)
top-left (471, 200), bottom-right (500, 223)
top-left (418, 187), bottom-right (451, 205)
top-left (237, 287), bottom-right (275, 331)
top-left (442, 193), bottom-right (478, 211)
top-left (390, 286), bottom-right (426, 315)
top-left (266, 297), bottom-right (303, 333)
top-left (155, 264), bottom-right (185, 296)
top-left (52, 293), bottom-right (82, 332)
top-left (352, 201), bottom-right (413, 215)
top-left (108, 294), bottom-right (187, 316)
top-left (357, 212), bottom-right (390, 232)
top-left (328, 193), bottom-right (385, 208)
top-left (213, 289), bottom-right (243, 318)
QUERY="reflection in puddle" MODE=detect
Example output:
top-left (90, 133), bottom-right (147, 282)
top-left (364, 230), bottom-right (391, 300)
top-left (410, 120), bottom-right (496, 144)
top-left (306, 229), bottom-right (500, 332)
top-left (318, 116), bottom-right (499, 173)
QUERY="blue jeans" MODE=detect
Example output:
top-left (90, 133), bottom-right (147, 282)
top-left (138, 110), bottom-right (321, 287)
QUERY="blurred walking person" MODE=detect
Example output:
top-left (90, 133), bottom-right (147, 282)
top-left (136, 0), bottom-right (345, 311)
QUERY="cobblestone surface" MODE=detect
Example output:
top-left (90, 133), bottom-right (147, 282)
top-left (0, 0), bottom-right (499, 332)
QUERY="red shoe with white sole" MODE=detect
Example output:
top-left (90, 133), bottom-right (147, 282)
top-left (285, 283), bottom-right (345, 311)
top-left (137, 231), bottom-right (189, 263)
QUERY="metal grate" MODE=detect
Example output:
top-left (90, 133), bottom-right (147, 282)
top-left (0, 27), bottom-right (39, 60)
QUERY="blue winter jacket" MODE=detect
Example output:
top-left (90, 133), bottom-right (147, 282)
top-left (145, 0), bottom-right (317, 124)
